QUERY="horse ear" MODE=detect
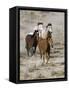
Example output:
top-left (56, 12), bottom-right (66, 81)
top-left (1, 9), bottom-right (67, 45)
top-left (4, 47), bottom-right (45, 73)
top-left (35, 30), bottom-right (37, 32)
top-left (35, 30), bottom-right (38, 32)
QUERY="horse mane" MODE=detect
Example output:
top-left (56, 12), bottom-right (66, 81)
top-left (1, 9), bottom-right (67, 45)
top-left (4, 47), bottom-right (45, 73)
top-left (32, 31), bottom-right (35, 37)
top-left (32, 30), bottom-right (38, 38)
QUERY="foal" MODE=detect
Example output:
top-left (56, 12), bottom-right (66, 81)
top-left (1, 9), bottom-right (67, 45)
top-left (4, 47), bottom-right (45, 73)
top-left (38, 32), bottom-right (53, 64)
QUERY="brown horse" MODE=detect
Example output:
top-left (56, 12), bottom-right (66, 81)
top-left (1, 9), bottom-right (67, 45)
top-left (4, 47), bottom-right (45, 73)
top-left (38, 31), bottom-right (53, 64)
top-left (25, 30), bottom-right (39, 56)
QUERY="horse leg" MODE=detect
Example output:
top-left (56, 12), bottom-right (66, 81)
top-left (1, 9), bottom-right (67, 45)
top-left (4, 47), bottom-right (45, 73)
top-left (25, 42), bottom-right (29, 56)
top-left (30, 47), bottom-right (34, 56)
top-left (43, 53), bottom-right (46, 64)
top-left (27, 47), bottom-right (31, 57)
top-left (26, 45), bottom-right (33, 57)
top-left (48, 46), bottom-right (50, 58)
top-left (28, 48), bottom-right (32, 56)
top-left (48, 51), bottom-right (50, 59)
top-left (40, 51), bottom-right (42, 59)
top-left (46, 52), bottom-right (49, 64)
top-left (33, 46), bottom-right (36, 54)
top-left (39, 48), bottom-right (42, 59)
top-left (26, 47), bottom-right (29, 56)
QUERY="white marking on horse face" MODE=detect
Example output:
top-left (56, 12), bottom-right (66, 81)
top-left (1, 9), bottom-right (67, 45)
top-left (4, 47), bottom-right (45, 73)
top-left (47, 26), bottom-right (52, 33)
top-left (38, 29), bottom-right (46, 38)
top-left (38, 25), bottom-right (43, 30)
top-left (28, 32), bottom-right (33, 35)
top-left (49, 28), bottom-right (52, 32)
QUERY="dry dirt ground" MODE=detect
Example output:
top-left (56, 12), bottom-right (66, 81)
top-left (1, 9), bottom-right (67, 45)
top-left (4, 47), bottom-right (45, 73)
top-left (20, 43), bottom-right (64, 80)
top-left (20, 10), bottom-right (65, 80)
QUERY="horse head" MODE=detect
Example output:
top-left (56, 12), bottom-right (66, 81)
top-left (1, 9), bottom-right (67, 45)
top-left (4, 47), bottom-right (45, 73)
top-left (33, 30), bottom-right (39, 41)
top-left (46, 23), bottom-right (53, 33)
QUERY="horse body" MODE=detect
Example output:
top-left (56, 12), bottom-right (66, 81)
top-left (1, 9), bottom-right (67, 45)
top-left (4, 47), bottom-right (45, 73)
top-left (25, 30), bottom-right (39, 56)
top-left (38, 32), bottom-right (53, 64)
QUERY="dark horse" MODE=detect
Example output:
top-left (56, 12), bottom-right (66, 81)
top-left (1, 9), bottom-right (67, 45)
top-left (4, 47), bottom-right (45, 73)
top-left (38, 31), bottom-right (53, 64)
top-left (25, 30), bottom-right (39, 56)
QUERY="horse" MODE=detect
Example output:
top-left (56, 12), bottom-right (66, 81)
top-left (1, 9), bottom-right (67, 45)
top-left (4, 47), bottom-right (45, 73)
top-left (38, 31), bottom-right (53, 64)
top-left (25, 30), bottom-right (39, 56)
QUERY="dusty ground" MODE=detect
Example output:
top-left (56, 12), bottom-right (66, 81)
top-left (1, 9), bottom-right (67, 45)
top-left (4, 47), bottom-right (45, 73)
top-left (20, 10), bottom-right (65, 80)
top-left (20, 43), bottom-right (64, 80)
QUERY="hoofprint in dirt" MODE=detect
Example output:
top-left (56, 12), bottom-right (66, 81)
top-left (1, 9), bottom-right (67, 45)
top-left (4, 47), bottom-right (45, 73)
top-left (20, 43), bottom-right (64, 80)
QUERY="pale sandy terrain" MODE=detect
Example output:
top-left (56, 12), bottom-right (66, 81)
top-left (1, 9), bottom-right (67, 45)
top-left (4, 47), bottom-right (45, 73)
top-left (20, 10), bottom-right (65, 80)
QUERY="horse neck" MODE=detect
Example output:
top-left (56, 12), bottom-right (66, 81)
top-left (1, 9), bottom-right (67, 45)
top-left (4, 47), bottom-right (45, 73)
top-left (31, 33), bottom-right (37, 42)
top-left (32, 32), bottom-right (38, 40)
top-left (32, 32), bottom-right (35, 38)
